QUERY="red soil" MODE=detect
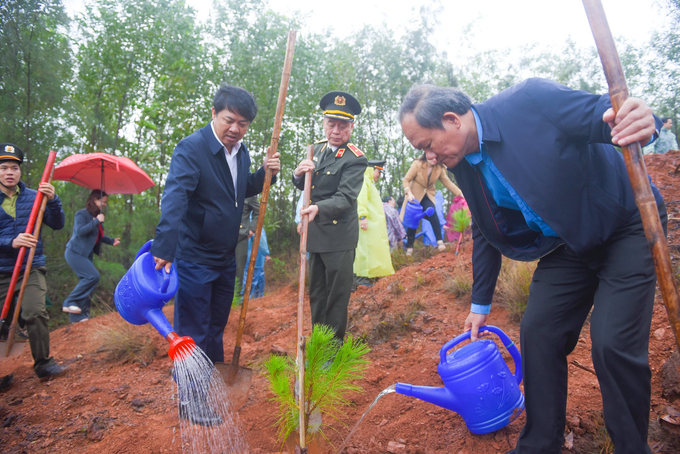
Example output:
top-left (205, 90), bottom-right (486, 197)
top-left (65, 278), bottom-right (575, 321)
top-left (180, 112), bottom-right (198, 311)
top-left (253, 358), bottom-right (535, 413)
top-left (2, 153), bottom-right (680, 453)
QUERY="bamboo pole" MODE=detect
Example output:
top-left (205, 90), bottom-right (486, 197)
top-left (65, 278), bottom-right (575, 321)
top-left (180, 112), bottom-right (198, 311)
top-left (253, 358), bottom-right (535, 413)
top-left (230, 30), bottom-right (298, 369)
top-left (5, 172), bottom-right (52, 357)
top-left (583, 0), bottom-right (680, 351)
top-left (296, 144), bottom-right (314, 449)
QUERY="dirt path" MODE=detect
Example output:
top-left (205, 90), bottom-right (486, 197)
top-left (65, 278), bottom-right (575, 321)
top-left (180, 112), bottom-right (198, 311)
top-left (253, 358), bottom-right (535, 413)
top-left (1, 153), bottom-right (680, 453)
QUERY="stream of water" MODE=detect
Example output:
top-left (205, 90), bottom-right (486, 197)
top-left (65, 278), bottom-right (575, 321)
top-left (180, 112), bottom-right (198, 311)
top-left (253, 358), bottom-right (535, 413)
top-left (173, 346), bottom-right (249, 454)
top-left (335, 384), bottom-right (397, 454)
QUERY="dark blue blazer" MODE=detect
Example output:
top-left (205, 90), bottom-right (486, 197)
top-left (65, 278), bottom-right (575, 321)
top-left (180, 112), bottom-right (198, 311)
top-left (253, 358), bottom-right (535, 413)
top-left (151, 123), bottom-right (274, 266)
top-left (66, 208), bottom-right (114, 257)
top-left (449, 78), bottom-right (664, 306)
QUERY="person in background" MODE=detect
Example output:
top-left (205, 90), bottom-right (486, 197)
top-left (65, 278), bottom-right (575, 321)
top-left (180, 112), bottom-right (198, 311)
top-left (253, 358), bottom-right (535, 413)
top-left (0, 143), bottom-right (67, 380)
top-left (382, 195), bottom-right (406, 252)
top-left (292, 91), bottom-right (367, 343)
top-left (241, 227), bottom-right (270, 299)
top-left (62, 190), bottom-right (120, 323)
top-left (402, 153), bottom-right (463, 255)
top-left (444, 195), bottom-right (471, 244)
top-left (654, 116), bottom-right (678, 154)
top-left (235, 195), bottom-right (259, 294)
top-left (353, 159), bottom-right (394, 289)
top-left (399, 79), bottom-right (663, 454)
top-left (151, 84), bottom-right (280, 426)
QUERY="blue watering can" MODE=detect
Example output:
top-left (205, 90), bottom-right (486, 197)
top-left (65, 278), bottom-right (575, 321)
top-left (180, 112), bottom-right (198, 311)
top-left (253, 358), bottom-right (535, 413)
top-left (402, 200), bottom-right (435, 230)
top-left (115, 240), bottom-right (196, 361)
top-left (395, 325), bottom-right (524, 434)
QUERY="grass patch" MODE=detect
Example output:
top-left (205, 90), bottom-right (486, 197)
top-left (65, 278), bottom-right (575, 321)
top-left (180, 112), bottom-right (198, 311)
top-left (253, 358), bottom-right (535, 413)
top-left (443, 272), bottom-right (473, 297)
top-left (91, 320), bottom-right (159, 365)
top-left (593, 414), bottom-right (615, 454)
top-left (496, 259), bottom-right (537, 323)
top-left (369, 299), bottom-right (424, 341)
top-left (412, 273), bottom-right (427, 290)
top-left (389, 280), bottom-right (405, 296)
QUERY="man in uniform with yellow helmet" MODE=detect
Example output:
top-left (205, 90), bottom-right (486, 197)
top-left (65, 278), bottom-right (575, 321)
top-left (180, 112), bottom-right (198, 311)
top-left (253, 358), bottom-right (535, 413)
top-left (293, 92), bottom-right (368, 342)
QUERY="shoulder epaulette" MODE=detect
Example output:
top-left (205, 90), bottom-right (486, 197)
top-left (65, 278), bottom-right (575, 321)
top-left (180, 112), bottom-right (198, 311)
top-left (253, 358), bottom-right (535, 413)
top-left (347, 143), bottom-right (364, 157)
top-left (314, 138), bottom-right (329, 144)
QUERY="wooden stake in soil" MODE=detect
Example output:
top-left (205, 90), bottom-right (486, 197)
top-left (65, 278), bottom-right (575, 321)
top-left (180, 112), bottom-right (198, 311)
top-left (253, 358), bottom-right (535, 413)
top-left (296, 144), bottom-right (314, 449)
top-left (582, 0), bottom-right (680, 352)
top-left (227, 30), bottom-right (297, 394)
top-left (5, 152), bottom-right (57, 357)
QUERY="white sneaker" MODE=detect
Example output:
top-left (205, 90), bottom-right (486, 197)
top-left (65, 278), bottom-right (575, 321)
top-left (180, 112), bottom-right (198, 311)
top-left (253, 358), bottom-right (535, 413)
top-left (437, 240), bottom-right (446, 252)
top-left (406, 248), bottom-right (413, 257)
top-left (62, 305), bottom-right (82, 314)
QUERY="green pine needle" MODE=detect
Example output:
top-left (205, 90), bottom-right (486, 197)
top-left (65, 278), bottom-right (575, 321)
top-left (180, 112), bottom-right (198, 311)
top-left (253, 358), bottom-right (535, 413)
top-left (263, 324), bottom-right (371, 447)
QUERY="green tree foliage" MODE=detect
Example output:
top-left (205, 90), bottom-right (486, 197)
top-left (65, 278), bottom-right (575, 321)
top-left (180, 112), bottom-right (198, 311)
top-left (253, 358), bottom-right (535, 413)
top-left (0, 0), bottom-right (72, 185)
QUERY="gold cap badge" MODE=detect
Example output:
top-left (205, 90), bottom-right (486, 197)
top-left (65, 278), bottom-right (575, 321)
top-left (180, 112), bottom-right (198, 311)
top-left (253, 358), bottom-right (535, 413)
top-left (4, 146), bottom-right (13, 153)
top-left (334, 96), bottom-right (346, 106)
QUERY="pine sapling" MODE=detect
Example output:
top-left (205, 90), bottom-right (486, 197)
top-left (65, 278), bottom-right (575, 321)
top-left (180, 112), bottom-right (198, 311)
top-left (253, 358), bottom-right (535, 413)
top-left (264, 324), bottom-right (370, 447)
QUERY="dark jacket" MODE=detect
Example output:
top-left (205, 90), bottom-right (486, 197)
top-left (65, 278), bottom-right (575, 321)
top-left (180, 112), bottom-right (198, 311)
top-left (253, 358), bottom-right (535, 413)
top-left (238, 196), bottom-right (260, 243)
top-left (450, 78), bottom-right (664, 307)
top-left (292, 139), bottom-right (368, 253)
top-left (66, 208), bottom-right (114, 257)
top-left (0, 181), bottom-right (65, 273)
top-left (151, 123), bottom-right (274, 266)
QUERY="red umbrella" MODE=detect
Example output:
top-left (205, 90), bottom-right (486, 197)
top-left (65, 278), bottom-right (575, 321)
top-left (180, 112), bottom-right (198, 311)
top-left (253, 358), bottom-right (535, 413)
top-left (53, 152), bottom-right (154, 194)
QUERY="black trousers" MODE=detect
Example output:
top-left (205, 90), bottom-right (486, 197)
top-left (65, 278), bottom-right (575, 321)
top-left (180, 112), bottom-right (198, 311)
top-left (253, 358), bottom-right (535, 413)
top-left (308, 249), bottom-right (355, 341)
top-left (406, 196), bottom-right (441, 247)
top-left (515, 206), bottom-right (666, 454)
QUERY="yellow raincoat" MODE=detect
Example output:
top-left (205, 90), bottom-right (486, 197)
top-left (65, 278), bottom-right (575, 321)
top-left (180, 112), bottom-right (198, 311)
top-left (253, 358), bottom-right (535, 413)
top-left (353, 168), bottom-right (395, 278)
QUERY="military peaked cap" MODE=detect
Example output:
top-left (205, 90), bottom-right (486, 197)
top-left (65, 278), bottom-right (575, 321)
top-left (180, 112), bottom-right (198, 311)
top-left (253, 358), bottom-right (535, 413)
top-left (0, 144), bottom-right (24, 163)
top-left (320, 91), bottom-right (362, 121)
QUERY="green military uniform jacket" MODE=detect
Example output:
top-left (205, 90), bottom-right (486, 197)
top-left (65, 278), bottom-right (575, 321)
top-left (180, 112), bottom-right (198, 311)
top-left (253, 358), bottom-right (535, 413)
top-left (238, 196), bottom-right (260, 242)
top-left (293, 139), bottom-right (368, 253)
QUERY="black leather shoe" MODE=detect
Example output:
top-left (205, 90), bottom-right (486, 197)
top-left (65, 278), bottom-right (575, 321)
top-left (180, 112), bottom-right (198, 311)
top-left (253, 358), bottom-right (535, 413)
top-left (36, 364), bottom-right (68, 381)
top-left (179, 402), bottom-right (223, 426)
top-left (0, 373), bottom-right (13, 392)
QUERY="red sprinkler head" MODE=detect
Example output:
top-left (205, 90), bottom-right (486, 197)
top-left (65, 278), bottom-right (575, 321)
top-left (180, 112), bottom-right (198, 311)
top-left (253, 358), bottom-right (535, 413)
top-left (166, 331), bottom-right (196, 361)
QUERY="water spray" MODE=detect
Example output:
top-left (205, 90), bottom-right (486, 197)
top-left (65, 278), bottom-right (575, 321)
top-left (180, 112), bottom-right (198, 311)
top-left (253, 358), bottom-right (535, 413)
top-left (115, 240), bottom-right (196, 362)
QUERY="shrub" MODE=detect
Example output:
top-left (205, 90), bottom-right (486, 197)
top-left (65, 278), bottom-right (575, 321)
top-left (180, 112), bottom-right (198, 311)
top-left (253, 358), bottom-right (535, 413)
top-left (264, 325), bottom-right (370, 446)
top-left (444, 273), bottom-right (473, 297)
top-left (496, 259), bottom-right (537, 323)
top-left (91, 320), bottom-right (159, 365)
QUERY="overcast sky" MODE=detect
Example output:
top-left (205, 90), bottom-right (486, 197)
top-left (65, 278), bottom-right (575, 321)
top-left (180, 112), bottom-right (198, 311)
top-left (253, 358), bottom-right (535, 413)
top-left (63, 0), bottom-right (670, 55)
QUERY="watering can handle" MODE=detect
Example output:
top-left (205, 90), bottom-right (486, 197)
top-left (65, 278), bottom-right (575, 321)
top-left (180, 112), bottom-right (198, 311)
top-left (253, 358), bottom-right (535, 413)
top-left (159, 267), bottom-right (171, 293)
top-left (440, 325), bottom-right (523, 385)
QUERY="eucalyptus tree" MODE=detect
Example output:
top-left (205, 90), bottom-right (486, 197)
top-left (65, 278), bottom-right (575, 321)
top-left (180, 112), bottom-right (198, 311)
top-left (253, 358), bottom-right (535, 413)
top-left (0, 0), bottom-right (72, 184)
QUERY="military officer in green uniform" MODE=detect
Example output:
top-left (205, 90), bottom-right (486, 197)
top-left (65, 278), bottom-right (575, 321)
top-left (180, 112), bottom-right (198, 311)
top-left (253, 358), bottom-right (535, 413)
top-left (235, 195), bottom-right (259, 293)
top-left (293, 91), bottom-right (368, 341)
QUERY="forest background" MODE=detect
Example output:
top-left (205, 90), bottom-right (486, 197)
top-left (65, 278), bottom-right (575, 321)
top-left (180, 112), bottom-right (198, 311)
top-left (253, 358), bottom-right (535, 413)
top-left (3, 0), bottom-right (680, 325)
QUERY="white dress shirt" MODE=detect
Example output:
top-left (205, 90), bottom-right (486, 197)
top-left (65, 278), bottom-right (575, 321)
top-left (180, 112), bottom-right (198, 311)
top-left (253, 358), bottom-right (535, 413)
top-left (211, 121), bottom-right (241, 199)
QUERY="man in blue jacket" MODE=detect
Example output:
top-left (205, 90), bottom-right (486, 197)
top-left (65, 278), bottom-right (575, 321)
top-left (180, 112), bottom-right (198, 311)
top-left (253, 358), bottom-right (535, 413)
top-left (151, 85), bottom-right (279, 368)
top-left (0, 143), bottom-right (67, 380)
top-left (399, 79), bottom-right (663, 454)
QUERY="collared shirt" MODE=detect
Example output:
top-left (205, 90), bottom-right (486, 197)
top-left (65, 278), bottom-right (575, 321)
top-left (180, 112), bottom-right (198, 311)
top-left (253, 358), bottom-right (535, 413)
top-left (1, 186), bottom-right (20, 219)
top-left (465, 108), bottom-right (558, 315)
top-left (211, 121), bottom-right (241, 198)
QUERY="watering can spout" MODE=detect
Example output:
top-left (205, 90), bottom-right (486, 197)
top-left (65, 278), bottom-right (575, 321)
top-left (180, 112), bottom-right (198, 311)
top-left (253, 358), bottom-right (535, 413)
top-left (395, 382), bottom-right (457, 412)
